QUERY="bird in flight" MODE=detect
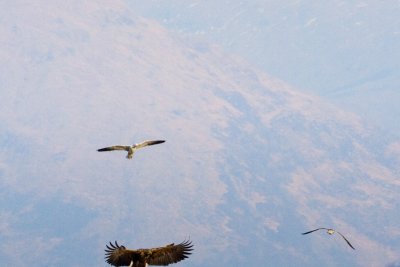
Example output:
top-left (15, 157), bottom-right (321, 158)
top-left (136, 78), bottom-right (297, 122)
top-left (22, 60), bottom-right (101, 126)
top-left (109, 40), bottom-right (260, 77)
top-left (97, 140), bottom-right (165, 159)
top-left (302, 228), bottom-right (355, 250)
top-left (104, 239), bottom-right (193, 267)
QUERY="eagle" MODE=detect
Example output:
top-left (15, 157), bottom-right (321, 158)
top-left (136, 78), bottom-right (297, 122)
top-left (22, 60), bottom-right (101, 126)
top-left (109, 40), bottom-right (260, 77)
top-left (104, 239), bottom-right (193, 267)
top-left (97, 140), bottom-right (165, 159)
top-left (302, 227), bottom-right (355, 250)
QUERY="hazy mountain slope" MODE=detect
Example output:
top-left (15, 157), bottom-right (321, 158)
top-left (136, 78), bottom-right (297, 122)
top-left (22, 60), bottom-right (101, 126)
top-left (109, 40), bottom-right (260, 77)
top-left (0, 1), bottom-right (399, 267)
top-left (127, 0), bottom-right (400, 134)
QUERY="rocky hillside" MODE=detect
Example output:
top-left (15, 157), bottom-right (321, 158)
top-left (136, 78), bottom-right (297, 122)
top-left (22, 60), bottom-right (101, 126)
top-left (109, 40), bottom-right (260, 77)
top-left (0, 1), bottom-right (399, 266)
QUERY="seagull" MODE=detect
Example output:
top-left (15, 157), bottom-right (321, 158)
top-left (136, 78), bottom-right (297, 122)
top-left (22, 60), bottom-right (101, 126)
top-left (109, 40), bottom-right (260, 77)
top-left (302, 228), bottom-right (355, 250)
top-left (104, 239), bottom-right (193, 267)
top-left (97, 140), bottom-right (165, 159)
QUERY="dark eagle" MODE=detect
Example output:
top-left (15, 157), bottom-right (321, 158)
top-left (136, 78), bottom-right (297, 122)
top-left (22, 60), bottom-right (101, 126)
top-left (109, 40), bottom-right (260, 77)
top-left (302, 227), bottom-right (355, 250)
top-left (104, 239), bottom-right (193, 267)
top-left (97, 140), bottom-right (165, 159)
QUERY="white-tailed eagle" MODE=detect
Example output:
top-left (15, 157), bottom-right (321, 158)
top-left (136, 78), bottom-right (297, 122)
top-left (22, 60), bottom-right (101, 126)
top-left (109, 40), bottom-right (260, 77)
top-left (302, 227), bottom-right (355, 250)
top-left (104, 239), bottom-right (193, 267)
top-left (97, 140), bottom-right (165, 159)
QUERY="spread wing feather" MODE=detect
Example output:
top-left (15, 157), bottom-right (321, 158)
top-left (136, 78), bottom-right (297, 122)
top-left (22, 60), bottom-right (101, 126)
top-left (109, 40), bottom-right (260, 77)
top-left (134, 140), bottom-right (165, 149)
top-left (301, 228), bottom-right (328, 235)
top-left (336, 231), bottom-right (355, 250)
top-left (147, 239), bottom-right (193, 266)
top-left (105, 241), bottom-right (141, 266)
top-left (98, 146), bottom-right (129, 152)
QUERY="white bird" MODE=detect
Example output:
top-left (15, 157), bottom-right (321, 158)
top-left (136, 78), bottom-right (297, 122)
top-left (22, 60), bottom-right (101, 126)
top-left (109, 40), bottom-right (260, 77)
top-left (97, 140), bottom-right (165, 159)
top-left (302, 227), bottom-right (355, 250)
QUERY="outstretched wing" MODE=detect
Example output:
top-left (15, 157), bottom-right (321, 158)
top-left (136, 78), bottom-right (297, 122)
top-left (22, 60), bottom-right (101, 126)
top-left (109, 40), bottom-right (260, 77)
top-left (98, 146), bottom-right (129, 152)
top-left (105, 241), bottom-right (140, 266)
top-left (301, 228), bottom-right (328, 235)
top-left (336, 231), bottom-right (355, 250)
top-left (146, 239), bottom-right (193, 266)
top-left (134, 140), bottom-right (165, 149)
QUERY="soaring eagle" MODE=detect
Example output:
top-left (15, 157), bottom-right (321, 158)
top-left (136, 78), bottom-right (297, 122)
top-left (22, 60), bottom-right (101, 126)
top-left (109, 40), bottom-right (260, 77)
top-left (104, 239), bottom-right (193, 267)
top-left (97, 140), bottom-right (165, 159)
top-left (302, 228), bottom-right (355, 250)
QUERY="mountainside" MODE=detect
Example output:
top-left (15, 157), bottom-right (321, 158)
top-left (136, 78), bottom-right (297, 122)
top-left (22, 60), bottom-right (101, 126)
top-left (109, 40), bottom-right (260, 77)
top-left (128, 0), bottom-right (400, 134)
top-left (0, 1), bottom-right (399, 267)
